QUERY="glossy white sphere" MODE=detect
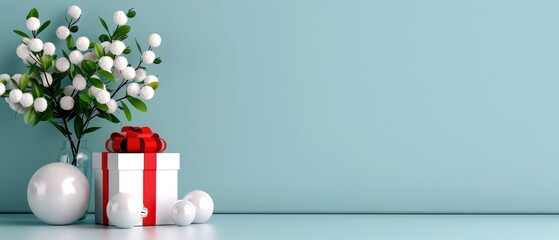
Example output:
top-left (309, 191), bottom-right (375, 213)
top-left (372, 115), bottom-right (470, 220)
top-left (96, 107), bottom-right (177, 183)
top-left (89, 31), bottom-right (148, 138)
top-left (171, 200), bottom-right (196, 226)
top-left (27, 162), bottom-right (90, 225)
top-left (106, 193), bottom-right (146, 228)
top-left (184, 190), bottom-right (214, 223)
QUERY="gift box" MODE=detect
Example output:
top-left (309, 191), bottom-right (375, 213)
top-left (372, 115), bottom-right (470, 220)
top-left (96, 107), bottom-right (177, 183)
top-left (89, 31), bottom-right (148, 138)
top-left (93, 126), bottom-right (180, 226)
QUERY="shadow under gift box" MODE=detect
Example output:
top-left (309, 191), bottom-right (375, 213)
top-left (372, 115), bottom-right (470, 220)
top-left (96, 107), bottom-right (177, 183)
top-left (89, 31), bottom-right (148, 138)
top-left (93, 152), bottom-right (180, 226)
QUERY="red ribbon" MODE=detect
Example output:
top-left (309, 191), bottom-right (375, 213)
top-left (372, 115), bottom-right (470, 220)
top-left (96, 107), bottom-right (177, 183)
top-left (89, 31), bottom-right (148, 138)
top-left (105, 126), bottom-right (167, 153)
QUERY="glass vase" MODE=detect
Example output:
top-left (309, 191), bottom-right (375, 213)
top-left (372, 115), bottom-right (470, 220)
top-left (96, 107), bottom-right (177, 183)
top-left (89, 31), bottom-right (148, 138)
top-left (58, 140), bottom-right (93, 220)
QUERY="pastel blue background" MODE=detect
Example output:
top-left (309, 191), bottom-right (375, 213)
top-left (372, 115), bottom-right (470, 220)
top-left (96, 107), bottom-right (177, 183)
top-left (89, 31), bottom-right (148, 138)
top-left (1, 0), bottom-right (558, 213)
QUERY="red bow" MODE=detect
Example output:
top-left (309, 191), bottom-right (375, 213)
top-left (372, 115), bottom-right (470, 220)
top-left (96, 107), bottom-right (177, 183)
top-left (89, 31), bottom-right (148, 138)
top-left (105, 126), bottom-right (167, 153)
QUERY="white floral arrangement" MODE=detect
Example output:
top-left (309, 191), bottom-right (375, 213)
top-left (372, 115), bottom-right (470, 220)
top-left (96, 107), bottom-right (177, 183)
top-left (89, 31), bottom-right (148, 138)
top-left (1, 6), bottom-right (163, 165)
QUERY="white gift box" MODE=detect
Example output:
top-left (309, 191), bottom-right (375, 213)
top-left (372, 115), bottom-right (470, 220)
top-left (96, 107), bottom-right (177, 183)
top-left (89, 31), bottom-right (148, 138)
top-left (93, 152), bottom-right (180, 226)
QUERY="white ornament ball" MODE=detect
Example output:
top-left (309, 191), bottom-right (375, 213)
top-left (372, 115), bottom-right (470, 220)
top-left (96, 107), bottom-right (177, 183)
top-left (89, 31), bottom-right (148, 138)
top-left (75, 36), bottom-right (90, 51)
top-left (22, 37), bottom-right (31, 44)
top-left (56, 26), bottom-right (70, 40)
top-left (0, 84), bottom-right (5, 96)
top-left (183, 190), bottom-right (214, 223)
top-left (113, 10), bottom-right (128, 26)
top-left (101, 41), bottom-right (111, 52)
top-left (67, 5), bottom-right (82, 20)
top-left (121, 66), bottom-right (136, 80)
top-left (9, 89), bottom-right (23, 103)
top-left (26, 17), bottom-right (40, 31)
top-left (95, 90), bottom-right (111, 104)
top-left (60, 96), bottom-right (74, 110)
top-left (134, 69), bottom-right (147, 82)
top-left (126, 82), bottom-right (140, 96)
top-left (148, 33), bottom-right (162, 48)
top-left (19, 93), bottom-right (34, 108)
top-left (106, 99), bottom-right (117, 114)
top-left (171, 200), bottom-right (196, 226)
top-left (10, 74), bottom-right (22, 89)
top-left (27, 162), bottom-right (90, 225)
top-left (139, 86), bottom-right (154, 100)
top-left (69, 50), bottom-right (83, 65)
top-left (55, 57), bottom-right (70, 72)
top-left (43, 42), bottom-right (56, 56)
top-left (110, 40), bottom-right (126, 55)
top-left (98, 56), bottom-right (114, 71)
top-left (142, 51), bottom-right (155, 64)
top-left (113, 56), bottom-right (128, 70)
top-left (83, 52), bottom-right (96, 61)
top-left (72, 74), bottom-right (87, 91)
top-left (28, 38), bottom-right (43, 52)
top-left (16, 43), bottom-right (31, 60)
top-left (33, 97), bottom-right (47, 112)
top-left (106, 193), bottom-right (146, 229)
top-left (0, 73), bottom-right (10, 81)
top-left (41, 73), bottom-right (53, 86)
top-left (144, 75), bottom-right (159, 85)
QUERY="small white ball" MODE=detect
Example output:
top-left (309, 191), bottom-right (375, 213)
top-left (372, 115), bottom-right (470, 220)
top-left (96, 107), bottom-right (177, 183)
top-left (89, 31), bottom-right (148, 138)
top-left (148, 33), bottom-right (161, 48)
top-left (7, 98), bottom-right (26, 114)
top-left (60, 96), bottom-right (74, 110)
top-left (126, 82), bottom-right (140, 96)
top-left (64, 85), bottom-right (76, 97)
top-left (27, 163), bottom-right (89, 225)
top-left (106, 193), bottom-right (146, 229)
top-left (75, 36), bottom-right (90, 51)
top-left (121, 66), bottom-right (136, 80)
top-left (171, 200), bottom-right (196, 226)
top-left (41, 73), bottom-right (53, 86)
top-left (184, 190), bottom-right (214, 223)
top-left (106, 99), bottom-right (117, 113)
top-left (33, 97), bottom-right (47, 112)
top-left (144, 75), bottom-right (159, 85)
top-left (10, 74), bottom-right (22, 89)
top-left (89, 85), bottom-right (104, 97)
top-left (0, 83), bottom-right (5, 96)
top-left (101, 41), bottom-right (111, 52)
top-left (113, 56), bottom-right (128, 70)
top-left (139, 86), bottom-right (154, 100)
top-left (55, 57), bottom-right (70, 72)
top-left (113, 10), bottom-right (128, 26)
top-left (26, 17), bottom-right (40, 31)
top-left (110, 41), bottom-right (126, 55)
top-left (19, 93), bottom-right (34, 108)
top-left (98, 56), bottom-right (114, 71)
top-left (28, 39), bottom-right (43, 52)
top-left (134, 69), bottom-right (147, 82)
top-left (67, 5), bottom-right (82, 20)
top-left (9, 89), bottom-right (23, 103)
top-left (142, 51), bottom-right (155, 64)
top-left (69, 50), bottom-right (83, 65)
top-left (22, 37), bottom-right (31, 44)
top-left (16, 43), bottom-right (31, 60)
top-left (43, 42), bottom-right (56, 55)
top-left (83, 52), bottom-right (96, 61)
top-left (56, 26), bottom-right (70, 40)
top-left (95, 90), bottom-right (111, 104)
top-left (72, 74), bottom-right (87, 91)
top-left (0, 74), bottom-right (9, 81)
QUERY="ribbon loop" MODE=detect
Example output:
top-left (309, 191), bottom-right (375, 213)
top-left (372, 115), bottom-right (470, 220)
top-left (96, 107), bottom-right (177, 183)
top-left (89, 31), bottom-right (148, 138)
top-left (105, 126), bottom-right (166, 153)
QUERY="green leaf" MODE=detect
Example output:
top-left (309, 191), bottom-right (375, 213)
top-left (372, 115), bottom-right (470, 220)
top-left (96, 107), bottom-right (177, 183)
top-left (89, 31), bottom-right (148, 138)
top-left (27, 8), bottom-right (39, 19)
top-left (99, 17), bottom-right (110, 35)
top-left (108, 114), bottom-right (121, 123)
top-left (127, 97), bottom-right (147, 112)
top-left (42, 107), bottom-right (53, 121)
top-left (112, 25), bottom-right (130, 40)
top-left (79, 93), bottom-right (91, 103)
top-left (24, 109), bottom-right (36, 125)
top-left (88, 77), bottom-right (104, 88)
top-left (135, 38), bottom-right (142, 53)
top-left (69, 25), bottom-right (79, 33)
top-left (10, 79), bottom-right (19, 89)
top-left (40, 55), bottom-right (53, 71)
top-left (18, 74), bottom-right (29, 91)
top-left (98, 34), bottom-right (109, 42)
top-left (95, 102), bottom-right (108, 111)
top-left (127, 9), bottom-right (136, 18)
top-left (93, 42), bottom-right (104, 58)
top-left (81, 60), bottom-right (97, 76)
top-left (49, 121), bottom-right (68, 136)
top-left (36, 20), bottom-right (51, 35)
top-left (31, 82), bottom-right (44, 98)
top-left (121, 102), bottom-right (132, 121)
top-left (153, 57), bottom-right (162, 64)
top-left (0, 79), bottom-right (6, 85)
top-left (13, 30), bottom-right (30, 38)
top-left (148, 81), bottom-right (159, 90)
top-left (66, 34), bottom-right (74, 49)
top-left (83, 127), bottom-right (101, 135)
top-left (122, 48), bottom-right (131, 54)
top-left (98, 70), bottom-right (115, 82)
top-left (74, 115), bottom-right (83, 138)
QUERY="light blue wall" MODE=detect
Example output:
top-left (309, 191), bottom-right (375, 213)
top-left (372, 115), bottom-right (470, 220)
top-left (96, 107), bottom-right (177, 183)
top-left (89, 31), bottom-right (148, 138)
top-left (1, 0), bottom-right (559, 213)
